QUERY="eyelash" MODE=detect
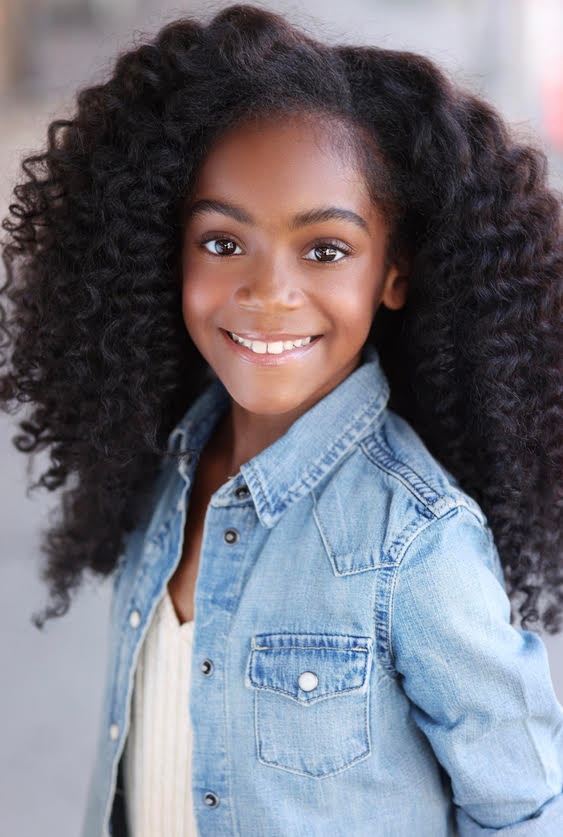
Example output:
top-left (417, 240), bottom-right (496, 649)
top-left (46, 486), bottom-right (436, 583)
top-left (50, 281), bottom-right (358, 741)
top-left (199, 236), bottom-right (353, 263)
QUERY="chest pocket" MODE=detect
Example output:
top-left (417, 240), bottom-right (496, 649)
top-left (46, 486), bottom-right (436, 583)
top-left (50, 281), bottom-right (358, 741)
top-left (245, 632), bottom-right (372, 778)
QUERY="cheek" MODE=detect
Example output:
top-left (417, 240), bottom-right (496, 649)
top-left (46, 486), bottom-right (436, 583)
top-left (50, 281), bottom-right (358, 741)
top-left (323, 270), bottom-right (383, 329)
top-left (181, 278), bottom-right (197, 336)
top-left (181, 280), bottom-right (214, 351)
top-left (181, 277), bottom-right (201, 323)
top-left (181, 267), bottom-right (221, 330)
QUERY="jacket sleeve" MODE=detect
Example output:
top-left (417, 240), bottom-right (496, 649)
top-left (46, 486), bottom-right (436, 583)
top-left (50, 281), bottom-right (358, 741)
top-left (391, 505), bottom-right (563, 834)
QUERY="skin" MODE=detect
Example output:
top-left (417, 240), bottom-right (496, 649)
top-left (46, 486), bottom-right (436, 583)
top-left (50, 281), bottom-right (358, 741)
top-left (181, 113), bottom-right (408, 478)
top-left (169, 114), bottom-right (409, 622)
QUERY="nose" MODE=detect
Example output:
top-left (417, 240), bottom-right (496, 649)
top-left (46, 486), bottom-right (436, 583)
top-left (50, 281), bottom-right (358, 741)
top-left (234, 256), bottom-right (305, 311)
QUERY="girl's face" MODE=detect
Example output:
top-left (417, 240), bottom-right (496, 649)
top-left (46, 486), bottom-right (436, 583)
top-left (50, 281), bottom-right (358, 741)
top-left (181, 114), bottom-right (407, 420)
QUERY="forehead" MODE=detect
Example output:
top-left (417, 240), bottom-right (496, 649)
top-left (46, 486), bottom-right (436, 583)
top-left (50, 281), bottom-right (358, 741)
top-left (191, 114), bottom-right (372, 213)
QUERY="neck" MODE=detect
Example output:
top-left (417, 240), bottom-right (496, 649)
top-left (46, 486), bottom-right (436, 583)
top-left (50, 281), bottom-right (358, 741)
top-left (217, 402), bottom-right (302, 477)
top-left (214, 354), bottom-right (366, 476)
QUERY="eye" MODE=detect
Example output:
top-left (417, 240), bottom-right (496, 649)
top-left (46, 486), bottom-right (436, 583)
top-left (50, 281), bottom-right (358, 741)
top-left (202, 238), bottom-right (243, 256)
top-left (303, 241), bottom-right (351, 263)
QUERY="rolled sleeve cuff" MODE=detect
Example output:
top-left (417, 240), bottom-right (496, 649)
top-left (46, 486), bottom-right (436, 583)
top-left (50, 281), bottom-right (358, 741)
top-left (457, 794), bottom-right (563, 835)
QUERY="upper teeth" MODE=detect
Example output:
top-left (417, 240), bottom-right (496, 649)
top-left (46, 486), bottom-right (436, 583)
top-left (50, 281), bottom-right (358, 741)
top-left (229, 332), bottom-right (314, 354)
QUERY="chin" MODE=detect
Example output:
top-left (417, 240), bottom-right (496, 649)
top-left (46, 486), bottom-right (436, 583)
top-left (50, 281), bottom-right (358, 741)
top-left (224, 383), bottom-right (310, 419)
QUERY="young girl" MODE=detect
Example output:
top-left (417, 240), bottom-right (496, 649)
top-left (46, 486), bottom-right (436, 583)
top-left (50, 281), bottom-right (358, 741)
top-left (1, 5), bottom-right (562, 836)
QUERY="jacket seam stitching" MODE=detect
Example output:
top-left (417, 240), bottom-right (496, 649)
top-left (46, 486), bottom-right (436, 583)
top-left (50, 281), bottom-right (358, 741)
top-left (386, 505), bottom-right (487, 675)
top-left (360, 430), bottom-right (448, 514)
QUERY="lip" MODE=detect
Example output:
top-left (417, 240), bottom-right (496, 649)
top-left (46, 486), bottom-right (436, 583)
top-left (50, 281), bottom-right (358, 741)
top-left (220, 328), bottom-right (322, 366)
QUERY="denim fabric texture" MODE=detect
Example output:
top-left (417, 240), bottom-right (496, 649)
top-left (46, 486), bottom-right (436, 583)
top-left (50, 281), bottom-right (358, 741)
top-left (82, 346), bottom-right (563, 836)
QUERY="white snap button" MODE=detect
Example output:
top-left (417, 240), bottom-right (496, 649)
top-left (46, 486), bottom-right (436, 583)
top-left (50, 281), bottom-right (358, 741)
top-left (298, 671), bottom-right (319, 692)
top-left (109, 723), bottom-right (119, 741)
top-left (129, 610), bottom-right (141, 628)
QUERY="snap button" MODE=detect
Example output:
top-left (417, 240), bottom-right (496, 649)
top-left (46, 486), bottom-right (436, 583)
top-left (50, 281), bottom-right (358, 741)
top-left (298, 671), bottom-right (319, 692)
top-left (129, 610), bottom-right (141, 629)
top-left (200, 658), bottom-right (214, 676)
top-left (109, 723), bottom-right (119, 741)
top-left (223, 528), bottom-right (239, 545)
top-left (235, 485), bottom-right (249, 499)
top-left (203, 791), bottom-right (220, 808)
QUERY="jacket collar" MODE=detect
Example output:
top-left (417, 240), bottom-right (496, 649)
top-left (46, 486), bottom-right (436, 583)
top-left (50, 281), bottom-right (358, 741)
top-left (168, 344), bottom-right (390, 528)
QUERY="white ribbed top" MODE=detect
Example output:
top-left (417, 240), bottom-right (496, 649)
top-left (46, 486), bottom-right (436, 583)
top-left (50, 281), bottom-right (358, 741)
top-left (123, 588), bottom-right (198, 836)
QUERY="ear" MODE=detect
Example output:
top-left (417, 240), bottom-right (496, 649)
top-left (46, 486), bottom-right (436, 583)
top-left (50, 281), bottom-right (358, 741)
top-left (380, 265), bottom-right (409, 311)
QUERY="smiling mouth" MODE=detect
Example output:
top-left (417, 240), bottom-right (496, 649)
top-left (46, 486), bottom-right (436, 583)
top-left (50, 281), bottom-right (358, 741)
top-left (226, 330), bottom-right (320, 355)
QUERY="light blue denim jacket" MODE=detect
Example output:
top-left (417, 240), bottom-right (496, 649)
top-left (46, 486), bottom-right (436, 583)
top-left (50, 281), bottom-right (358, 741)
top-left (83, 346), bottom-right (563, 837)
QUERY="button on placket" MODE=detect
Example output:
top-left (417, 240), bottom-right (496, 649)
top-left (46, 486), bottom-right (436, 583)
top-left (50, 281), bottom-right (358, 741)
top-left (203, 791), bottom-right (220, 808)
top-left (194, 505), bottom-right (243, 826)
top-left (200, 658), bottom-right (214, 676)
top-left (223, 528), bottom-right (240, 545)
top-left (234, 485), bottom-right (249, 499)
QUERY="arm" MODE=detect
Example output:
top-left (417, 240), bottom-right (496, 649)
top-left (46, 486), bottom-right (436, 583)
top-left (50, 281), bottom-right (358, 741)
top-left (391, 506), bottom-right (563, 834)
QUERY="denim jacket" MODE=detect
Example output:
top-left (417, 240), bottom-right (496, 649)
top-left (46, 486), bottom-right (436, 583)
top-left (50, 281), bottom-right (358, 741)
top-left (82, 346), bottom-right (563, 837)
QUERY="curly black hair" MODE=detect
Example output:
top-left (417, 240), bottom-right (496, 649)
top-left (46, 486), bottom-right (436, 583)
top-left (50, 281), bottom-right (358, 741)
top-left (1, 5), bottom-right (561, 630)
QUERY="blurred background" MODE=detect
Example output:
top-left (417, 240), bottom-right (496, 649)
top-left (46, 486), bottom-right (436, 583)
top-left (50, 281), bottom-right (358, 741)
top-left (1, 1), bottom-right (562, 835)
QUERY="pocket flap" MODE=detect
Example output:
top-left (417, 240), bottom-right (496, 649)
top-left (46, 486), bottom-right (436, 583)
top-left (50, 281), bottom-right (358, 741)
top-left (246, 633), bottom-right (372, 703)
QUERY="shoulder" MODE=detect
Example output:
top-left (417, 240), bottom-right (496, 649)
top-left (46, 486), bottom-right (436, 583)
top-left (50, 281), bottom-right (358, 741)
top-left (312, 406), bottom-right (495, 576)
top-left (362, 408), bottom-right (485, 524)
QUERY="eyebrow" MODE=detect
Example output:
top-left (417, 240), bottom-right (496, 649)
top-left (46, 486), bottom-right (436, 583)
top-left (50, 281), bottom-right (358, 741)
top-left (188, 199), bottom-right (252, 225)
top-left (290, 207), bottom-right (368, 233)
top-left (187, 199), bottom-right (368, 232)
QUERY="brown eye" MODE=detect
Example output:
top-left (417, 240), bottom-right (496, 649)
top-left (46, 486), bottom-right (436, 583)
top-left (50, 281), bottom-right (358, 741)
top-left (314, 246), bottom-right (338, 262)
top-left (203, 238), bottom-right (242, 256)
top-left (303, 242), bottom-right (350, 263)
